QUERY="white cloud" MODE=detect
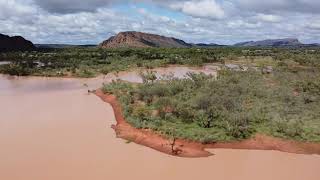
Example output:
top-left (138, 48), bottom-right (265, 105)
top-left (0, 0), bottom-right (38, 21)
top-left (33, 0), bottom-right (119, 13)
top-left (255, 14), bottom-right (282, 23)
top-left (227, 20), bottom-right (261, 28)
top-left (170, 0), bottom-right (225, 19)
top-left (307, 21), bottom-right (320, 30)
top-left (0, 0), bottom-right (320, 45)
top-left (235, 0), bottom-right (320, 14)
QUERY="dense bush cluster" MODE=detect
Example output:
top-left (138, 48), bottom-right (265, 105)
top-left (103, 68), bottom-right (320, 143)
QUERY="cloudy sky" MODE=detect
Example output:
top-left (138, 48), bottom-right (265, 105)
top-left (0, 0), bottom-right (319, 45)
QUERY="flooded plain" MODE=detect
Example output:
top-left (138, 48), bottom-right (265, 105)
top-left (1, 66), bottom-right (320, 180)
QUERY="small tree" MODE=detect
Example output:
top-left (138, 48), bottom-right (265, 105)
top-left (166, 128), bottom-right (183, 155)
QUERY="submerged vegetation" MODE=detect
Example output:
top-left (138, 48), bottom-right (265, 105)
top-left (102, 66), bottom-right (320, 143)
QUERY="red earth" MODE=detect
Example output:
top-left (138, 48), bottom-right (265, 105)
top-left (95, 89), bottom-right (320, 158)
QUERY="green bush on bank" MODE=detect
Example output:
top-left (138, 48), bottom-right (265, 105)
top-left (103, 68), bottom-right (320, 143)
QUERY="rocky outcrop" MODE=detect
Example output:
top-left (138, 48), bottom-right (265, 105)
top-left (99, 31), bottom-right (192, 48)
top-left (0, 34), bottom-right (35, 52)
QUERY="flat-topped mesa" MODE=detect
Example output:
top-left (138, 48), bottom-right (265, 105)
top-left (234, 38), bottom-right (303, 47)
top-left (0, 34), bottom-right (35, 52)
top-left (99, 31), bottom-right (192, 48)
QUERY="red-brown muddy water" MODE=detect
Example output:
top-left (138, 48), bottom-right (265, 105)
top-left (0, 66), bottom-right (320, 180)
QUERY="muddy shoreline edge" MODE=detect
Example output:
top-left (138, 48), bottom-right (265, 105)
top-left (95, 89), bottom-right (320, 158)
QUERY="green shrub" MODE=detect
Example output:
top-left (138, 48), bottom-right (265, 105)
top-left (103, 67), bottom-right (320, 142)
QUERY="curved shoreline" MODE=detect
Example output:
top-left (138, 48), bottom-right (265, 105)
top-left (95, 89), bottom-right (320, 158)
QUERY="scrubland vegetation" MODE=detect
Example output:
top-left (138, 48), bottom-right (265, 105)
top-left (0, 48), bottom-right (221, 77)
top-left (1, 47), bottom-right (319, 77)
top-left (102, 63), bottom-right (320, 143)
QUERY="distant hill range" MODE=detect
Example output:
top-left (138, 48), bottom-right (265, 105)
top-left (0, 34), bottom-right (35, 52)
top-left (234, 38), bottom-right (319, 47)
top-left (35, 44), bottom-right (96, 49)
top-left (99, 31), bottom-right (192, 48)
top-left (1, 32), bottom-right (318, 51)
top-left (194, 43), bottom-right (225, 47)
top-left (100, 32), bottom-right (319, 48)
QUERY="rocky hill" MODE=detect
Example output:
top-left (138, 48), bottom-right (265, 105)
top-left (234, 38), bottom-right (305, 47)
top-left (0, 34), bottom-right (35, 51)
top-left (99, 31), bottom-right (192, 48)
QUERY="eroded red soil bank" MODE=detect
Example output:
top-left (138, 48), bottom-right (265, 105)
top-left (95, 89), bottom-right (320, 158)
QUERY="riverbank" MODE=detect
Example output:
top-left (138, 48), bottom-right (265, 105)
top-left (95, 89), bottom-right (320, 158)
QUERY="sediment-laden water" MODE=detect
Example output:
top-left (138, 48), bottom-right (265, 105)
top-left (0, 66), bottom-right (319, 180)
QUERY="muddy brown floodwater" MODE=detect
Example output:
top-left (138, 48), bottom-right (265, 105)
top-left (1, 66), bottom-right (320, 180)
